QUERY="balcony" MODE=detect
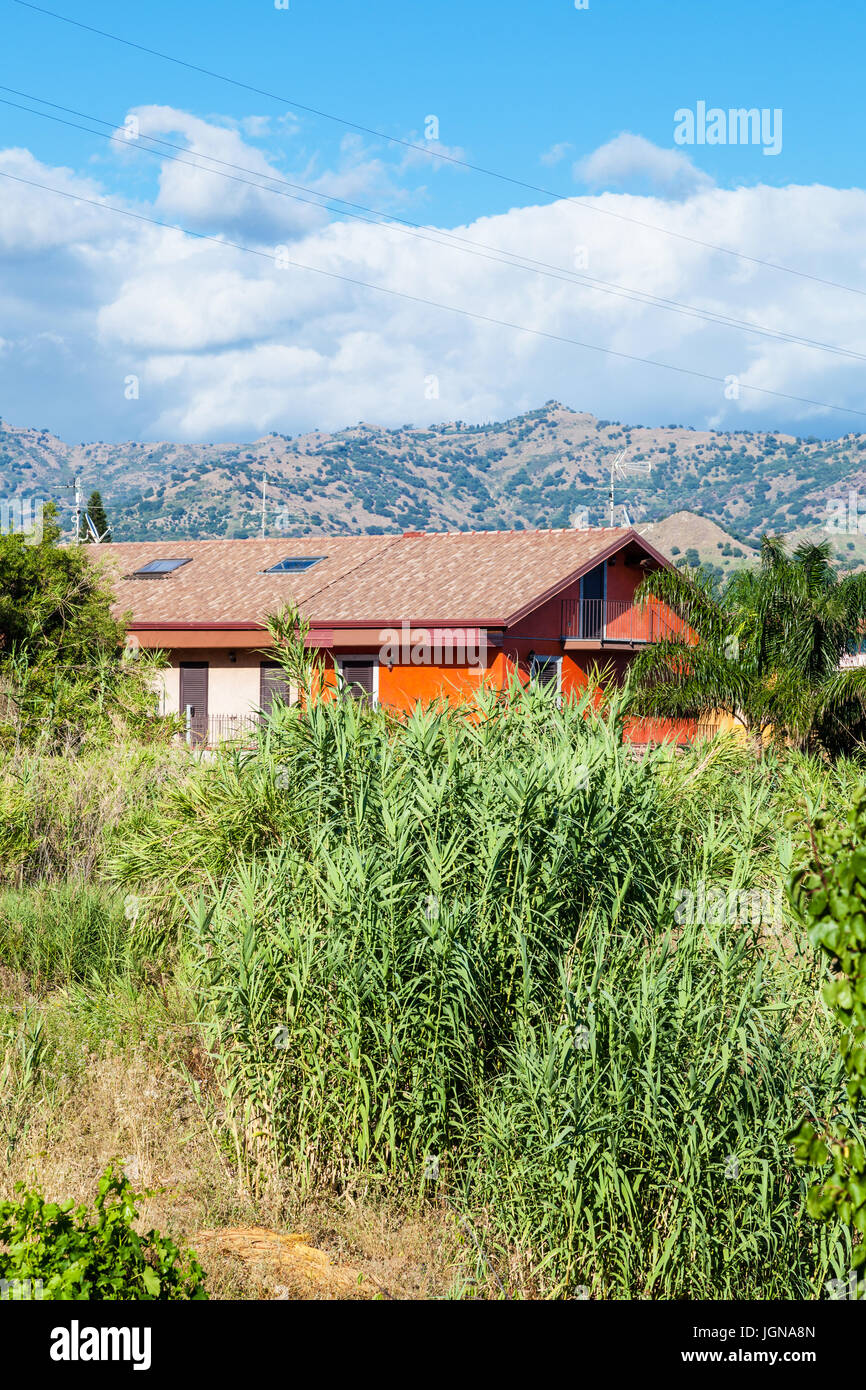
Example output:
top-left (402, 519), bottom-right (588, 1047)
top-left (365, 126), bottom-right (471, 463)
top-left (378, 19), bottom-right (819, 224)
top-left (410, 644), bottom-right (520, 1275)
top-left (560, 598), bottom-right (691, 646)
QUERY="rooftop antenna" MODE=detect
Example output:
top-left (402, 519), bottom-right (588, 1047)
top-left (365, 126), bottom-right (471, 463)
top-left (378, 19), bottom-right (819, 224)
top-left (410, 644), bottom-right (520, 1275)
top-left (260, 464), bottom-right (267, 539)
top-left (608, 449), bottom-right (652, 527)
top-left (69, 475), bottom-right (110, 543)
top-left (608, 449), bottom-right (627, 527)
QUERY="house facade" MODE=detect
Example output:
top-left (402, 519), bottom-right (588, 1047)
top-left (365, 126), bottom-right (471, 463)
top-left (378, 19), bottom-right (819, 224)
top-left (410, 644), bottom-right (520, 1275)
top-left (86, 526), bottom-right (694, 743)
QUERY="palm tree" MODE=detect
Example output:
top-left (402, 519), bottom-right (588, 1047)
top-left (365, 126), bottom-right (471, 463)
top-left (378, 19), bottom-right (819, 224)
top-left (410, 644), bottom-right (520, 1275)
top-left (628, 536), bottom-right (866, 755)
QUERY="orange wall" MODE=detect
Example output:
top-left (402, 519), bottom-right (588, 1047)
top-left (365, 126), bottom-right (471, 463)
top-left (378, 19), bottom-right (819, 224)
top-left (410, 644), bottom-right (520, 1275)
top-left (147, 553), bottom-right (694, 744)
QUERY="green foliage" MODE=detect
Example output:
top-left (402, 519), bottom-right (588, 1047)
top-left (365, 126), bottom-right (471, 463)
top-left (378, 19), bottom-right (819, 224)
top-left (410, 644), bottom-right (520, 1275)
top-left (630, 535), bottom-right (866, 754)
top-left (0, 505), bottom-right (118, 661)
top-left (0, 742), bottom-right (188, 885)
top-left (788, 791), bottom-right (866, 1274)
top-left (0, 1165), bottom-right (207, 1299)
top-left (106, 662), bottom-right (851, 1296)
top-left (0, 885), bottom-right (130, 987)
top-left (0, 511), bottom-right (175, 750)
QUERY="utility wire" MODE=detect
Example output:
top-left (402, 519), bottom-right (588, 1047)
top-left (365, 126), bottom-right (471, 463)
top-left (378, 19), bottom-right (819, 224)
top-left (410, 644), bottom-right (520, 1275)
top-left (3, 85), bottom-right (866, 365)
top-left (10, 0), bottom-right (866, 301)
top-left (2, 164), bottom-right (865, 422)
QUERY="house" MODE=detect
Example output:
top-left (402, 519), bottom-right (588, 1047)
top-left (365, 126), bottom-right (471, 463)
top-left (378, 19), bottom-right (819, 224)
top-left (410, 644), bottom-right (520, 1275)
top-left (85, 526), bottom-right (694, 743)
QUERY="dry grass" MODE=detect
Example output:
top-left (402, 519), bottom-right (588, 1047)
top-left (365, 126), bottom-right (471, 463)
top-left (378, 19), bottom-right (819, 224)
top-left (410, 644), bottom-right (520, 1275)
top-left (0, 1035), bottom-right (467, 1300)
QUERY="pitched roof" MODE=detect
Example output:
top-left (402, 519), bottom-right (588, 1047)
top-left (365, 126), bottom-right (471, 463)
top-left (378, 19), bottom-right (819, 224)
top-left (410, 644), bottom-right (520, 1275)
top-left (83, 528), bottom-right (662, 628)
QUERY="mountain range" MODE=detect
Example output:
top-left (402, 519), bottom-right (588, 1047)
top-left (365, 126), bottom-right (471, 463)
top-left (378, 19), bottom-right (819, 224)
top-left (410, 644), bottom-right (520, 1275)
top-left (3, 400), bottom-right (866, 574)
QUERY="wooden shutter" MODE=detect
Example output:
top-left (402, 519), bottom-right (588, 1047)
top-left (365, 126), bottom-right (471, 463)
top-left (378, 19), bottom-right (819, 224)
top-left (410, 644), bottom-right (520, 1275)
top-left (342, 660), bottom-right (375, 704)
top-left (260, 661), bottom-right (291, 716)
top-left (179, 663), bottom-right (208, 744)
top-left (531, 656), bottom-right (560, 690)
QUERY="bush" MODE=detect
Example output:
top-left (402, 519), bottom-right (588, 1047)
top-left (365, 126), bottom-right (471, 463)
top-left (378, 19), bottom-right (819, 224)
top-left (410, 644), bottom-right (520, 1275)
top-left (109, 673), bottom-right (850, 1296)
top-left (0, 1166), bottom-right (207, 1299)
top-left (788, 790), bottom-right (866, 1282)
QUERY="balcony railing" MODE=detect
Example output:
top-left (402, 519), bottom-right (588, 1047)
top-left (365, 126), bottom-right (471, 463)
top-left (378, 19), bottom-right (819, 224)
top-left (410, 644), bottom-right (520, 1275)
top-left (561, 598), bottom-right (693, 644)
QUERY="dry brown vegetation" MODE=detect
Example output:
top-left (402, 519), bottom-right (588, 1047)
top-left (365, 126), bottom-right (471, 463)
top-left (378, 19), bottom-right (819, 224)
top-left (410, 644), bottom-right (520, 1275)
top-left (0, 999), bottom-right (467, 1300)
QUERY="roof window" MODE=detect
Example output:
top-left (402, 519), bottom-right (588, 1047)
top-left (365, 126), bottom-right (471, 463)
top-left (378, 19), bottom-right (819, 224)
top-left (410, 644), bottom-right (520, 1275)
top-left (263, 556), bottom-right (326, 573)
top-left (131, 558), bottom-right (192, 579)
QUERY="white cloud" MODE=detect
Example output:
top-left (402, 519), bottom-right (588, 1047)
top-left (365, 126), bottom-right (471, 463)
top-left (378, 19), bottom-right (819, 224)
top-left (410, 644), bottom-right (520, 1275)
top-left (1, 124), bottom-right (866, 445)
top-left (115, 105), bottom-right (326, 244)
top-left (575, 132), bottom-right (714, 199)
top-left (541, 142), bottom-right (573, 167)
top-left (399, 138), bottom-right (469, 172)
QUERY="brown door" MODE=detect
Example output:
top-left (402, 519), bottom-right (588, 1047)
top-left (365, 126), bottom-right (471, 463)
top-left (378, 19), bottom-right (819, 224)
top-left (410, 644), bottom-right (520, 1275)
top-left (260, 661), bottom-right (291, 718)
top-left (180, 663), bottom-right (208, 744)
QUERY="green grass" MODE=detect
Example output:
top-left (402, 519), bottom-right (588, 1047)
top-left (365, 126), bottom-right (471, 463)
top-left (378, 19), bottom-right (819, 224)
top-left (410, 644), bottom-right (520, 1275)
top-left (1, 678), bottom-right (862, 1297)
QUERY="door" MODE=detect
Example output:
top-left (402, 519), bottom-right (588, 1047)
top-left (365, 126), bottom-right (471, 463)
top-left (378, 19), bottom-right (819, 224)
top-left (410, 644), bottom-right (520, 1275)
top-left (580, 563), bottom-right (605, 640)
top-left (260, 661), bottom-right (292, 718)
top-left (179, 663), bottom-right (208, 744)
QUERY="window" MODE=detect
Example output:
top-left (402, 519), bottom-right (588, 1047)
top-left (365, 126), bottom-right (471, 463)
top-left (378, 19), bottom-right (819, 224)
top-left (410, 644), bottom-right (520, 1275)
top-left (529, 654), bottom-right (562, 694)
top-left (132, 558), bottom-right (192, 578)
top-left (338, 657), bottom-right (378, 705)
top-left (263, 556), bottom-right (326, 574)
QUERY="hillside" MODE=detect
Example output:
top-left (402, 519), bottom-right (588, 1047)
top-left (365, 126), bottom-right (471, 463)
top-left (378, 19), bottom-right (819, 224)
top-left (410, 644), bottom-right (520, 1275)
top-left (637, 510), bottom-right (759, 580)
top-left (2, 400), bottom-right (865, 549)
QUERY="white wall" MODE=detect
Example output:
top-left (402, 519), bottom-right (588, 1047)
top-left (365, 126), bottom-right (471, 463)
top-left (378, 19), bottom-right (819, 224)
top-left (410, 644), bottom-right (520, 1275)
top-left (154, 649), bottom-right (268, 717)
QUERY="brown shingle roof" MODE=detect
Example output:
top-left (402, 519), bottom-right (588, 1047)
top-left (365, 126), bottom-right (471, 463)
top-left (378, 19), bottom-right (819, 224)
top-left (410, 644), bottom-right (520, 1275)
top-left (84, 528), bottom-right (657, 628)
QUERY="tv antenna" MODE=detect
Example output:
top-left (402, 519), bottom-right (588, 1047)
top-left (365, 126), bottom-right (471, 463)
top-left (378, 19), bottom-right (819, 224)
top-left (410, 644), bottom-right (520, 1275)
top-left (68, 475), bottom-right (110, 544)
top-left (260, 464), bottom-right (267, 538)
top-left (607, 449), bottom-right (652, 527)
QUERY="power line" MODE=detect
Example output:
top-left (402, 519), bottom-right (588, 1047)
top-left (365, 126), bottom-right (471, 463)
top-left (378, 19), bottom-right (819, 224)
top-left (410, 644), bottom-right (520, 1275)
top-left (11, 0), bottom-right (866, 302)
top-left (2, 164), bottom-right (865, 423)
top-left (4, 86), bottom-right (866, 367)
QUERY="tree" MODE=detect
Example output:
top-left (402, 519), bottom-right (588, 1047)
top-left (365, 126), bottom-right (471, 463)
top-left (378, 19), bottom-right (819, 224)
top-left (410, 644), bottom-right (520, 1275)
top-left (1, 504), bottom-right (119, 663)
top-left (0, 504), bottom-right (167, 748)
top-left (79, 489), bottom-right (111, 543)
top-left (628, 535), bottom-right (866, 755)
top-left (787, 793), bottom-right (866, 1291)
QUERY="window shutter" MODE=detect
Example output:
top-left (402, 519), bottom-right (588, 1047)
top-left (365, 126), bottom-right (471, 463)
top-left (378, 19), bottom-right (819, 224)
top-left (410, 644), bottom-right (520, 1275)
top-left (260, 662), bottom-right (292, 715)
top-left (342, 660), bottom-right (375, 702)
top-left (530, 656), bottom-right (560, 690)
top-left (180, 663), bottom-right (209, 743)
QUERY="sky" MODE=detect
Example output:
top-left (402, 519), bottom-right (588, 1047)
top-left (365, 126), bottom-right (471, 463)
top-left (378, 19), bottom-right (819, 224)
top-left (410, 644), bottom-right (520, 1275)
top-left (1, 0), bottom-right (865, 443)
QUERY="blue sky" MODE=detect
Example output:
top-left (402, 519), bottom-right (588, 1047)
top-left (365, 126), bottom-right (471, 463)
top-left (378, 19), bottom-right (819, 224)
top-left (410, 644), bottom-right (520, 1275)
top-left (2, 0), bottom-right (866, 442)
top-left (5, 0), bottom-right (864, 216)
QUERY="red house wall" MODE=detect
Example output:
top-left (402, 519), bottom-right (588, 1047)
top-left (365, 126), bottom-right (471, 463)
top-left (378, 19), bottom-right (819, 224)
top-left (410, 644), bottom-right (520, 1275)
top-left (310, 554), bottom-right (694, 744)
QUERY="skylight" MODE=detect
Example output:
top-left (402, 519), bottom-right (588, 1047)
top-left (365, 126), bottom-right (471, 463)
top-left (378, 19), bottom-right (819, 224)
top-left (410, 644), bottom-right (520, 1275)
top-left (263, 556), bottom-right (326, 573)
top-left (132, 558), bottom-right (192, 578)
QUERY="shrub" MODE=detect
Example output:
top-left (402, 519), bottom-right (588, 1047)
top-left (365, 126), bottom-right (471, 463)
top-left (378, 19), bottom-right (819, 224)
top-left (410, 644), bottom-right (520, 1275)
top-left (0, 1166), bottom-right (207, 1299)
top-left (788, 790), bottom-right (866, 1285)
